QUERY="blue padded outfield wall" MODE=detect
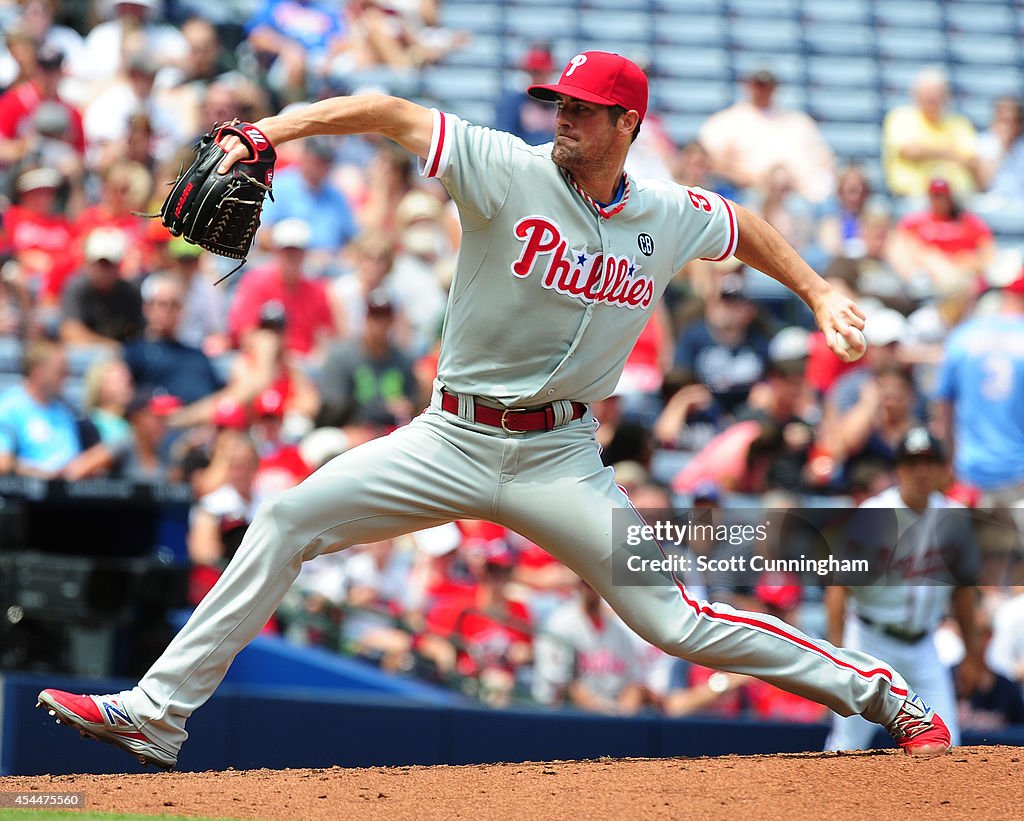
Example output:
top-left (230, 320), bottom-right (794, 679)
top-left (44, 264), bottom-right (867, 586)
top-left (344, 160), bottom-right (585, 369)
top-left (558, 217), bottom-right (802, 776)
top-left (3, 635), bottom-right (1023, 775)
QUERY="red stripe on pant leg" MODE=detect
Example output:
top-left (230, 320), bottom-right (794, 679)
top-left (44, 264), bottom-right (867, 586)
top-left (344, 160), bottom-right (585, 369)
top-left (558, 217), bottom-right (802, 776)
top-left (620, 491), bottom-right (906, 696)
top-left (671, 582), bottom-right (908, 697)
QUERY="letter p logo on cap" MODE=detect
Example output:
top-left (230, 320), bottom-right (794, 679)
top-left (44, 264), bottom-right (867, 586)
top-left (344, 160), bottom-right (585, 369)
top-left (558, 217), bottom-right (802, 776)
top-left (566, 54), bottom-right (588, 76)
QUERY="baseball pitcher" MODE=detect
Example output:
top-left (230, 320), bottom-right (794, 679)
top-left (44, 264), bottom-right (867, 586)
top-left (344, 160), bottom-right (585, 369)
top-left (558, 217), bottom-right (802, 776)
top-left (39, 52), bottom-right (951, 767)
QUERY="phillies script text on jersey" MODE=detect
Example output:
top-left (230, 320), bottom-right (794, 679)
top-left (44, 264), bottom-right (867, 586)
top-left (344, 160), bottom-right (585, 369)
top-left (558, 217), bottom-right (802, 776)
top-left (511, 216), bottom-right (655, 310)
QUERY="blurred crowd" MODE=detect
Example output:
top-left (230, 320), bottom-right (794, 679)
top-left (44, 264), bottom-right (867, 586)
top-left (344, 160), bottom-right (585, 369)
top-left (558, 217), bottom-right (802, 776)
top-left (1, 2), bottom-right (1023, 729)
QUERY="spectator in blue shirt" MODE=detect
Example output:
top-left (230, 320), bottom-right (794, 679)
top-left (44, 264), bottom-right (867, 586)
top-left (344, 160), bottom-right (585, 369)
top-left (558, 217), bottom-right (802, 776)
top-left (123, 273), bottom-right (222, 405)
top-left (674, 273), bottom-right (769, 415)
top-left (0, 339), bottom-right (100, 477)
top-left (260, 136), bottom-right (358, 266)
top-left (934, 271), bottom-right (1024, 503)
top-left (245, 0), bottom-right (349, 100)
top-left (494, 45), bottom-right (558, 146)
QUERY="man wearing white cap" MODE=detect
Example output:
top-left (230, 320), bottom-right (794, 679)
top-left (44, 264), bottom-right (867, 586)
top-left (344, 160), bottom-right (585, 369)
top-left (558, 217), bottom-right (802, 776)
top-left (3, 166), bottom-right (74, 301)
top-left (227, 218), bottom-right (337, 360)
top-left (60, 227), bottom-right (143, 347)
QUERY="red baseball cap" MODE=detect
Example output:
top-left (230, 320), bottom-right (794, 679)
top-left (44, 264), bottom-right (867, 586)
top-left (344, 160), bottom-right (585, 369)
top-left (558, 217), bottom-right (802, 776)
top-left (212, 396), bottom-right (248, 430)
top-left (928, 177), bottom-right (951, 195)
top-left (521, 47), bottom-right (554, 74)
top-left (1005, 267), bottom-right (1024, 296)
top-left (528, 51), bottom-right (648, 121)
top-left (253, 387), bottom-right (285, 418)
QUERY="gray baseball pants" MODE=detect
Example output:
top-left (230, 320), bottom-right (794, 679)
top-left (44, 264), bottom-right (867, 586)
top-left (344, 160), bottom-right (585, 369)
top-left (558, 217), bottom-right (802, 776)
top-left (122, 388), bottom-right (909, 752)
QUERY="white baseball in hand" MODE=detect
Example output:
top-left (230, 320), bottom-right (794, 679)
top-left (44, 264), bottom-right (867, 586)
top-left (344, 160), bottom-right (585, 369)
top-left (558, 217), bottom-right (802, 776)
top-left (835, 328), bottom-right (867, 362)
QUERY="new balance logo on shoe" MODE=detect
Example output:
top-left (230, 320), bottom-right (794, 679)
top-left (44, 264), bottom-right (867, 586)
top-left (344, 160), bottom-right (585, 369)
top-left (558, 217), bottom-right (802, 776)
top-left (36, 689), bottom-right (177, 770)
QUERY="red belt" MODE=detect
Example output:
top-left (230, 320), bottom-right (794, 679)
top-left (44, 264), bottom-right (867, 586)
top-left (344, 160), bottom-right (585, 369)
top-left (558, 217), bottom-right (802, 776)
top-left (440, 390), bottom-right (586, 433)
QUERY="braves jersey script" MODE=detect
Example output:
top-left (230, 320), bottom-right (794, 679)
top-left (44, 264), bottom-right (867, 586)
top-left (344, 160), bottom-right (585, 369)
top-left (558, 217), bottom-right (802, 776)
top-left (846, 486), bottom-right (977, 633)
top-left (421, 111), bottom-right (737, 406)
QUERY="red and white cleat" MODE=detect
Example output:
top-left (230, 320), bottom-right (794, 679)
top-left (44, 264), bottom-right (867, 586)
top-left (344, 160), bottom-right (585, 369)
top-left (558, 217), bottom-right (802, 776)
top-left (36, 689), bottom-right (177, 770)
top-left (885, 692), bottom-right (952, 758)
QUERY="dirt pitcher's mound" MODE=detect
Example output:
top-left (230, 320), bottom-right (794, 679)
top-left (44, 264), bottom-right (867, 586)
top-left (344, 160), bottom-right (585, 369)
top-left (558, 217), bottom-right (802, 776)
top-left (1, 745), bottom-right (1020, 821)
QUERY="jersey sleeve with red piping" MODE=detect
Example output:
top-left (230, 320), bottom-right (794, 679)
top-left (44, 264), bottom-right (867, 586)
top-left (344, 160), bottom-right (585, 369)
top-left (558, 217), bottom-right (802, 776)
top-left (680, 185), bottom-right (739, 266)
top-left (419, 110), bottom-right (516, 228)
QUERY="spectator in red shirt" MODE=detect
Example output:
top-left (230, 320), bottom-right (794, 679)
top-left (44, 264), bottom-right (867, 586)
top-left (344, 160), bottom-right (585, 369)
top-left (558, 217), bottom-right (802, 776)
top-left (744, 576), bottom-right (829, 723)
top-left (2, 166), bottom-right (75, 303)
top-left (228, 218), bottom-right (337, 360)
top-left (0, 43), bottom-right (85, 162)
top-left (250, 386), bottom-right (313, 505)
top-left (423, 539), bottom-right (533, 704)
top-left (73, 160), bottom-right (153, 278)
top-left (892, 177), bottom-right (995, 298)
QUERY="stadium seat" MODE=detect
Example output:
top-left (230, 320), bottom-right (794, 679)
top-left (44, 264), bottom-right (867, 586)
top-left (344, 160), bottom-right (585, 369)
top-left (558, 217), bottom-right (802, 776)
top-left (806, 56), bottom-right (880, 89)
top-left (801, 0), bottom-right (871, 25)
top-left (421, 66), bottom-right (501, 102)
top-left (652, 46), bottom-right (731, 80)
top-left (960, 97), bottom-right (994, 128)
top-left (808, 88), bottom-right (883, 124)
top-left (873, 2), bottom-right (945, 30)
top-left (773, 85), bottom-right (808, 112)
top-left (728, 18), bottom-right (802, 52)
top-left (660, 112), bottom-right (712, 143)
top-left (579, 11), bottom-right (653, 42)
top-left (441, 34), bottom-right (503, 67)
top-left (953, 65), bottom-right (1024, 98)
top-left (653, 0), bottom-right (723, 12)
top-left (439, 3), bottom-right (502, 34)
top-left (580, 0), bottom-right (642, 9)
top-left (652, 81), bottom-right (732, 114)
top-left (726, 0), bottom-right (800, 18)
top-left (820, 122), bottom-right (882, 162)
top-left (981, 208), bottom-right (1024, 243)
top-left (879, 61), bottom-right (936, 94)
top-left (452, 100), bottom-right (497, 126)
top-left (803, 25), bottom-right (877, 57)
top-left (945, 3), bottom-right (1016, 34)
top-left (731, 51), bottom-right (805, 85)
top-left (651, 14), bottom-right (728, 46)
top-left (948, 34), bottom-right (1021, 66)
top-left (876, 29), bottom-right (948, 61)
top-left (504, 9), bottom-right (578, 39)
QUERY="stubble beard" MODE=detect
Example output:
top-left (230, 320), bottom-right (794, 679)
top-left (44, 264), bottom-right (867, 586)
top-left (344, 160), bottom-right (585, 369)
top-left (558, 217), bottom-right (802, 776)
top-left (551, 137), bottom-right (599, 178)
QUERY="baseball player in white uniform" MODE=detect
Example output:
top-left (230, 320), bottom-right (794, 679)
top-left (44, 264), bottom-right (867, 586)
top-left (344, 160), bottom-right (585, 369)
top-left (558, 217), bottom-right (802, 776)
top-left (38, 51), bottom-right (952, 767)
top-left (825, 427), bottom-right (981, 751)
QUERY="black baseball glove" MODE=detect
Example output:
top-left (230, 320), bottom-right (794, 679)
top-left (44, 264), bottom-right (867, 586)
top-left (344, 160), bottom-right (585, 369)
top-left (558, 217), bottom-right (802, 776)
top-left (160, 121), bottom-right (276, 267)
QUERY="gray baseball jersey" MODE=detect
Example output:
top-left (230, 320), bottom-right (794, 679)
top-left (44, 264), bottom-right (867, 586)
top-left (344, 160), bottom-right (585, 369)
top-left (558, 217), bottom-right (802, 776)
top-left (423, 111), bottom-right (736, 406)
top-left (827, 486), bottom-right (973, 751)
top-left (114, 108), bottom-right (914, 757)
top-left (533, 598), bottom-right (640, 706)
top-left (848, 486), bottom-right (970, 633)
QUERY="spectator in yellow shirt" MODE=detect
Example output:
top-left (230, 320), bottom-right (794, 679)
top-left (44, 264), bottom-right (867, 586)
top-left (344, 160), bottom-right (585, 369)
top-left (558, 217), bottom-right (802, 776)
top-left (882, 67), bottom-right (979, 199)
